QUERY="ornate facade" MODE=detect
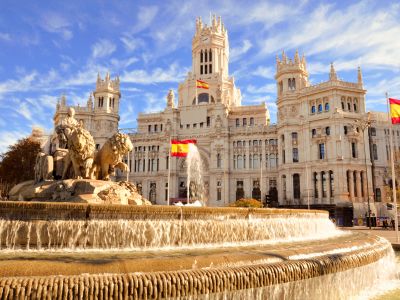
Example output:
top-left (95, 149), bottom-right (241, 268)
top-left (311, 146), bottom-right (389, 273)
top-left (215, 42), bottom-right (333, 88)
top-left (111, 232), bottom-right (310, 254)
top-left (55, 16), bottom-right (395, 219)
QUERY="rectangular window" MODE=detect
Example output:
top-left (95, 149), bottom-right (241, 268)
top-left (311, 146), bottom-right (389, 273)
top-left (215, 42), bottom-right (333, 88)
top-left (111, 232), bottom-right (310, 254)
top-left (250, 117), bottom-right (254, 126)
top-left (193, 123), bottom-right (197, 128)
top-left (148, 125), bottom-right (151, 132)
top-left (200, 65), bottom-right (203, 75)
top-left (160, 124), bottom-right (163, 131)
top-left (344, 126), bottom-right (348, 135)
top-left (319, 143), bottom-right (325, 159)
top-left (200, 122), bottom-right (204, 128)
top-left (243, 118), bottom-right (247, 126)
top-left (293, 148), bottom-right (299, 163)
top-left (207, 116), bottom-right (211, 127)
top-left (370, 127), bottom-right (376, 136)
top-left (282, 150), bottom-right (286, 164)
top-left (154, 124), bottom-right (158, 132)
top-left (291, 132), bottom-right (298, 141)
top-left (209, 64), bottom-right (212, 74)
top-left (205, 65), bottom-right (208, 74)
top-left (186, 124), bottom-right (190, 129)
top-left (351, 142), bottom-right (357, 158)
top-left (236, 118), bottom-right (240, 127)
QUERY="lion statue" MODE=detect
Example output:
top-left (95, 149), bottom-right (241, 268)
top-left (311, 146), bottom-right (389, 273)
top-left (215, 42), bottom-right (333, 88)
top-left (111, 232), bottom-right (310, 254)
top-left (94, 132), bottom-right (133, 180)
top-left (61, 127), bottom-right (96, 179)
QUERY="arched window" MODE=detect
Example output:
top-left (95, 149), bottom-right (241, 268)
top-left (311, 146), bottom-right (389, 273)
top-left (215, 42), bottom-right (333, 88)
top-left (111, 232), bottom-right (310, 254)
top-left (353, 103), bottom-right (357, 112)
top-left (292, 78), bottom-right (296, 90)
top-left (237, 155), bottom-right (243, 169)
top-left (341, 102), bottom-right (345, 110)
top-left (325, 126), bottom-right (330, 135)
top-left (288, 78), bottom-right (292, 90)
top-left (200, 50), bottom-right (203, 63)
top-left (311, 106), bottom-right (316, 114)
top-left (375, 188), bottom-right (381, 202)
top-left (192, 93), bottom-right (215, 104)
top-left (318, 104), bottom-right (323, 112)
top-left (250, 117), bottom-right (254, 126)
top-left (312, 128), bottom-right (316, 137)
top-left (253, 154), bottom-right (260, 168)
top-left (325, 103), bottom-right (329, 111)
top-left (217, 153), bottom-right (222, 168)
top-left (347, 102), bottom-right (351, 111)
top-left (209, 49), bottom-right (212, 61)
top-left (204, 50), bottom-right (208, 62)
top-left (270, 154), bottom-right (276, 168)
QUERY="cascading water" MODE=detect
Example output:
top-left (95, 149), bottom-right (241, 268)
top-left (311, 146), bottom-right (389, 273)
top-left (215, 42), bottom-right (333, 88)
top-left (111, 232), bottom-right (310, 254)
top-left (0, 202), bottom-right (398, 299)
top-left (0, 212), bottom-right (342, 250)
top-left (186, 143), bottom-right (204, 205)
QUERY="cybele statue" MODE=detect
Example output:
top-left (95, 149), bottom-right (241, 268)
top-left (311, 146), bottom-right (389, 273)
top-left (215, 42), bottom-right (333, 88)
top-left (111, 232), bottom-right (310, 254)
top-left (9, 107), bottom-right (147, 205)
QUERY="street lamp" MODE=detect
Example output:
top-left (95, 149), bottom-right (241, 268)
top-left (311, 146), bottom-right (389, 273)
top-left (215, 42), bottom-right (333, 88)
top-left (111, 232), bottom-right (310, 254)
top-left (354, 112), bottom-right (372, 229)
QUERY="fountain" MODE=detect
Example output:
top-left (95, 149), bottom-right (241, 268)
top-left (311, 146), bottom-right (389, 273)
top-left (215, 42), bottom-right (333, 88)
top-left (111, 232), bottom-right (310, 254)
top-left (186, 143), bottom-right (204, 205)
top-left (0, 201), bottom-right (397, 299)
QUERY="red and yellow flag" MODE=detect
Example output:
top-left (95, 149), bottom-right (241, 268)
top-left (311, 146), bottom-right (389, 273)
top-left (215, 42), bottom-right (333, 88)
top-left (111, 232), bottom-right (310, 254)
top-left (196, 80), bottom-right (209, 89)
top-left (390, 98), bottom-right (400, 124)
top-left (171, 139), bottom-right (197, 157)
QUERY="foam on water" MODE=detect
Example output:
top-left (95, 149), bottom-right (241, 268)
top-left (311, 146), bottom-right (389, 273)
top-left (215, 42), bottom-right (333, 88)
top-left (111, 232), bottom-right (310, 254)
top-left (0, 214), bottom-right (345, 251)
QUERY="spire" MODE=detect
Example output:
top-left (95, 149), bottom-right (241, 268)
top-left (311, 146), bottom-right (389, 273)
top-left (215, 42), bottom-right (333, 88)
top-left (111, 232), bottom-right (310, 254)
top-left (97, 72), bottom-right (101, 82)
top-left (282, 50), bottom-right (287, 63)
top-left (301, 54), bottom-right (307, 68)
top-left (294, 49), bottom-right (300, 64)
top-left (61, 94), bottom-right (66, 106)
top-left (357, 66), bottom-right (363, 85)
top-left (87, 93), bottom-right (93, 109)
top-left (105, 71), bottom-right (110, 81)
top-left (329, 63), bottom-right (337, 81)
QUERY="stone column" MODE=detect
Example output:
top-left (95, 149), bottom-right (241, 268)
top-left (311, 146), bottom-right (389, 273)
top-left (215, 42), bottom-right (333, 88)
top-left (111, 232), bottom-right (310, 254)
top-left (326, 171), bottom-right (331, 203)
top-left (318, 171), bottom-right (323, 203)
top-left (362, 171), bottom-right (368, 202)
top-left (349, 170), bottom-right (354, 202)
top-left (356, 171), bottom-right (362, 203)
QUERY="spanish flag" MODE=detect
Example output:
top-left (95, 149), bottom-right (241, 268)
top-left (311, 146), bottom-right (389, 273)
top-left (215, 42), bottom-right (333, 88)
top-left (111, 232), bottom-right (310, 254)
top-left (171, 139), bottom-right (197, 157)
top-left (390, 98), bottom-right (400, 124)
top-left (196, 80), bottom-right (209, 89)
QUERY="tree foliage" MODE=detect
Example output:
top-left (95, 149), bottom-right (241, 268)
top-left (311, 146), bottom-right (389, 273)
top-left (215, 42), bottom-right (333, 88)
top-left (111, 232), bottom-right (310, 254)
top-left (0, 138), bottom-right (41, 197)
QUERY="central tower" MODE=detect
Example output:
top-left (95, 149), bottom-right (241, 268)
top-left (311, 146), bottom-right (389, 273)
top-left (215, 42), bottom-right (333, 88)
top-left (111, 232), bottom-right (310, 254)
top-left (192, 16), bottom-right (229, 79)
top-left (177, 15), bottom-right (241, 108)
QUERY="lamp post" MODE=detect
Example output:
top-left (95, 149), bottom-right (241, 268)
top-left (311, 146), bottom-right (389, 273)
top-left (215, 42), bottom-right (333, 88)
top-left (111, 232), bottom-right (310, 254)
top-left (355, 112), bottom-right (372, 229)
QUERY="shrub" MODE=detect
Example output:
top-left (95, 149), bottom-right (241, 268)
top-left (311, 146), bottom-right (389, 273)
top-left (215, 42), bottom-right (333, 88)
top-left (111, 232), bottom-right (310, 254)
top-left (229, 198), bottom-right (263, 208)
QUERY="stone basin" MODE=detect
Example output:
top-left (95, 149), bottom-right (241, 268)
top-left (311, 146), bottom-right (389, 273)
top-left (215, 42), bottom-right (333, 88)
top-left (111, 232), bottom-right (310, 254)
top-left (0, 201), bottom-right (396, 299)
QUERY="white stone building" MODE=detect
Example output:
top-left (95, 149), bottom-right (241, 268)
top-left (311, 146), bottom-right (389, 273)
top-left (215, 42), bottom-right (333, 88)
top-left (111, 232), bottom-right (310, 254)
top-left (55, 16), bottom-right (397, 221)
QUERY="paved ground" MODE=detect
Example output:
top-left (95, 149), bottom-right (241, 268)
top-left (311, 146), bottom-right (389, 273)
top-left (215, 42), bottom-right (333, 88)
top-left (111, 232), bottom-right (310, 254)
top-left (343, 226), bottom-right (400, 250)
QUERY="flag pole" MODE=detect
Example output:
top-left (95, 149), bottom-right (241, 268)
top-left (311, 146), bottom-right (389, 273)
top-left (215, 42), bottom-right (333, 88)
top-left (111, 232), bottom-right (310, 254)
top-left (386, 92), bottom-right (399, 242)
top-left (167, 137), bottom-right (171, 206)
top-left (195, 78), bottom-right (198, 105)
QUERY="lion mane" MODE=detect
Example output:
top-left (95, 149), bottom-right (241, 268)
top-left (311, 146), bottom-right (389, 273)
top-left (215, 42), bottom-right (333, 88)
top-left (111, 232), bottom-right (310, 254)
top-left (94, 132), bottom-right (133, 180)
top-left (63, 127), bottom-right (96, 179)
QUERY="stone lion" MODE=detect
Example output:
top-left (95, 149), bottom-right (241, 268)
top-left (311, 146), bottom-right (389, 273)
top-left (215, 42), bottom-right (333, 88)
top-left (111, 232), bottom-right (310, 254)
top-left (62, 127), bottom-right (96, 179)
top-left (94, 132), bottom-right (133, 180)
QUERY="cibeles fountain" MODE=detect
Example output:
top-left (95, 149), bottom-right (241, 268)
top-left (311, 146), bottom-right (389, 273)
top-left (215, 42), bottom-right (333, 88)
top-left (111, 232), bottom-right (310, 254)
top-left (0, 109), bottom-right (398, 299)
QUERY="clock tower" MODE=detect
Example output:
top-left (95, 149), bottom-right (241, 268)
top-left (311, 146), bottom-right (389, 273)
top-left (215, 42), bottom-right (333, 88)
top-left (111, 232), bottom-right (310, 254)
top-left (192, 15), bottom-right (229, 79)
top-left (177, 15), bottom-right (240, 108)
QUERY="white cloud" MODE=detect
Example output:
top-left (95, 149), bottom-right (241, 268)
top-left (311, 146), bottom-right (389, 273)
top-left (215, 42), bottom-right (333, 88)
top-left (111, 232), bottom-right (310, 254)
top-left (92, 39), bottom-right (117, 58)
top-left (0, 71), bottom-right (38, 96)
top-left (252, 66), bottom-right (274, 79)
top-left (247, 83), bottom-right (276, 94)
top-left (40, 12), bottom-right (73, 40)
top-left (132, 6), bottom-right (159, 33)
top-left (230, 40), bottom-right (252, 62)
top-left (120, 36), bottom-right (145, 52)
top-left (121, 63), bottom-right (186, 84)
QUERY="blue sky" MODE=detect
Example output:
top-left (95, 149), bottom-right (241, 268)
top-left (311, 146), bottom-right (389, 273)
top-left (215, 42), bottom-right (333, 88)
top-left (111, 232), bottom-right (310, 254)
top-left (0, 0), bottom-right (399, 153)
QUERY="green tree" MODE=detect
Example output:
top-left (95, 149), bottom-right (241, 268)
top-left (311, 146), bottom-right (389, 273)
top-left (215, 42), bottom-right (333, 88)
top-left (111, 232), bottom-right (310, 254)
top-left (0, 137), bottom-right (41, 197)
